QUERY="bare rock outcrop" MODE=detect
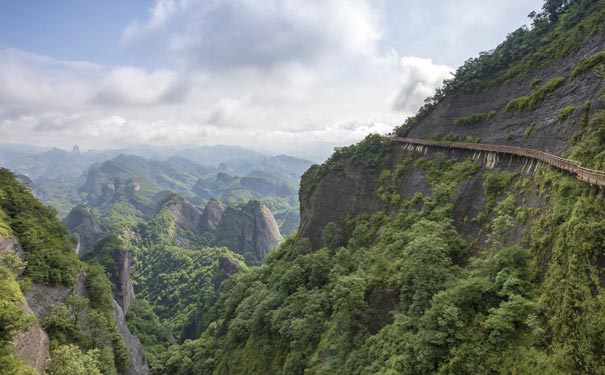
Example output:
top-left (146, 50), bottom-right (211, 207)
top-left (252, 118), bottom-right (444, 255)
top-left (298, 160), bottom-right (383, 249)
top-left (407, 34), bottom-right (605, 157)
top-left (113, 301), bottom-right (151, 375)
top-left (0, 238), bottom-right (25, 266)
top-left (2, 238), bottom-right (50, 374)
top-left (165, 199), bottom-right (204, 236)
top-left (201, 199), bottom-right (225, 231)
top-left (64, 206), bottom-right (102, 254)
top-left (215, 201), bottom-right (281, 264)
top-left (110, 249), bottom-right (135, 314)
top-left (213, 256), bottom-right (240, 291)
top-left (13, 299), bottom-right (50, 374)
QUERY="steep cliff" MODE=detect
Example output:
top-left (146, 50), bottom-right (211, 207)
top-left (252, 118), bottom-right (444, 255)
top-left (215, 200), bottom-right (281, 264)
top-left (201, 199), bottom-right (225, 231)
top-left (164, 198), bottom-right (205, 236)
top-left (114, 301), bottom-right (151, 375)
top-left (406, 34), bottom-right (605, 156)
top-left (64, 205), bottom-right (103, 254)
top-left (1, 238), bottom-right (50, 374)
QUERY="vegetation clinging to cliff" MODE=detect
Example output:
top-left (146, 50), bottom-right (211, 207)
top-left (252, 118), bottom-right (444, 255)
top-left (0, 168), bottom-right (79, 286)
top-left (506, 77), bottom-right (566, 111)
top-left (571, 50), bottom-right (605, 79)
top-left (453, 110), bottom-right (497, 126)
top-left (395, 0), bottom-right (604, 134)
top-left (302, 134), bottom-right (394, 202)
top-left (0, 257), bottom-right (37, 374)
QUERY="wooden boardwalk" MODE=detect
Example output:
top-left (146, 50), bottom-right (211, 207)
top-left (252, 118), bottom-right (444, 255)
top-left (394, 137), bottom-right (605, 187)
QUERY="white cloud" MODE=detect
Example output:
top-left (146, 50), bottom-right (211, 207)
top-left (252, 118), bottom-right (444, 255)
top-left (95, 67), bottom-right (182, 106)
top-left (0, 49), bottom-right (98, 109)
top-left (389, 57), bottom-right (453, 112)
top-left (123, 0), bottom-right (380, 71)
top-left (122, 0), bottom-right (181, 43)
top-left (0, 49), bottom-right (186, 114)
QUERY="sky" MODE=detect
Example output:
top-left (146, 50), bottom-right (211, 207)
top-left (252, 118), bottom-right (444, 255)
top-left (0, 0), bottom-right (543, 160)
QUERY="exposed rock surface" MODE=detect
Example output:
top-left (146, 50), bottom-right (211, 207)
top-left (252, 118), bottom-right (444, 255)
top-left (213, 256), bottom-right (240, 291)
top-left (164, 198), bottom-right (204, 236)
top-left (299, 146), bottom-right (546, 250)
top-left (2, 238), bottom-right (50, 374)
top-left (201, 199), bottom-right (225, 231)
top-left (110, 249), bottom-right (135, 314)
top-left (215, 201), bottom-right (281, 264)
top-left (64, 206), bottom-right (102, 254)
top-left (299, 34), bottom-right (605, 251)
top-left (113, 301), bottom-right (151, 375)
top-left (13, 299), bottom-right (50, 374)
top-left (299, 159), bottom-right (384, 249)
top-left (407, 34), bottom-right (605, 157)
top-left (0, 238), bottom-right (25, 273)
top-left (23, 282), bottom-right (72, 322)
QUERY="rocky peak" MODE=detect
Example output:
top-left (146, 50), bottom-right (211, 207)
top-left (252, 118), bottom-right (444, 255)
top-left (201, 199), bottom-right (225, 232)
top-left (215, 200), bottom-right (281, 264)
top-left (110, 249), bottom-right (135, 314)
top-left (164, 198), bottom-right (204, 236)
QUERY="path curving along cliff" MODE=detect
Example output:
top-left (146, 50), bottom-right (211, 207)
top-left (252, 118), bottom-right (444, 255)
top-left (394, 137), bottom-right (605, 187)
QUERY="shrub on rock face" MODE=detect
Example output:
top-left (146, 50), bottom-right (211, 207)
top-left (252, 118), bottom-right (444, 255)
top-left (571, 51), bottom-right (605, 79)
top-left (506, 77), bottom-right (566, 111)
top-left (48, 345), bottom-right (102, 375)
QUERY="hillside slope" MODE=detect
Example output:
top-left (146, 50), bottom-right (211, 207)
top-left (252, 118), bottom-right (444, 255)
top-left (0, 168), bottom-right (150, 375)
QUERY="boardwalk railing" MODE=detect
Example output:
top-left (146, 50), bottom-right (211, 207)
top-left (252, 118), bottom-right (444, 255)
top-left (394, 137), bottom-right (605, 187)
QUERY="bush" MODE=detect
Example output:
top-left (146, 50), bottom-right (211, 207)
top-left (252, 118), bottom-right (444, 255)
top-left (48, 345), bottom-right (102, 375)
top-left (530, 78), bottom-right (543, 89)
top-left (558, 105), bottom-right (576, 121)
top-left (571, 51), bottom-right (605, 79)
top-left (453, 110), bottom-right (497, 126)
top-left (86, 265), bottom-right (115, 312)
top-left (506, 77), bottom-right (566, 111)
top-left (525, 123), bottom-right (536, 137)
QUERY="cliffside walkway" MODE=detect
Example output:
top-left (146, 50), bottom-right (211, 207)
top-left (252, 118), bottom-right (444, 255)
top-left (394, 137), bottom-right (605, 187)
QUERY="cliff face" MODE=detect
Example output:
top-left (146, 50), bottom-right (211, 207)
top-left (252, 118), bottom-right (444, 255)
top-left (1, 238), bottom-right (50, 374)
top-left (299, 145), bottom-right (544, 251)
top-left (299, 159), bottom-right (384, 249)
top-left (3, 234), bottom-right (148, 375)
top-left (164, 198), bottom-right (204, 236)
top-left (407, 34), bottom-right (605, 156)
top-left (113, 301), bottom-right (151, 375)
top-left (64, 206), bottom-right (102, 254)
top-left (215, 201), bottom-right (281, 264)
top-left (201, 199), bottom-right (225, 231)
top-left (110, 248), bottom-right (136, 314)
top-left (299, 29), bottom-right (605, 253)
top-left (13, 298), bottom-right (49, 374)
